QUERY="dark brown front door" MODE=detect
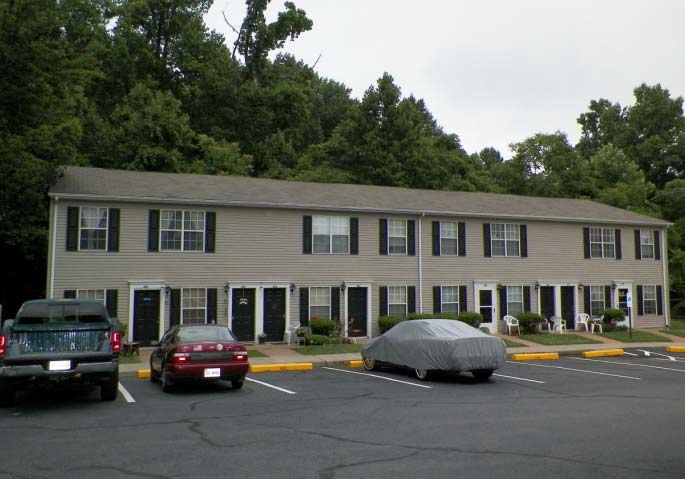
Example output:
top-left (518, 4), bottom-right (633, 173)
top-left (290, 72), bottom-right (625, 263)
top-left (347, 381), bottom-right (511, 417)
top-left (540, 286), bottom-right (555, 319)
top-left (263, 288), bottom-right (286, 342)
top-left (133, 289), bottom-right (160, 346)
top-left (347, 287), bottom-right (367, 337)
top-left (561, 286), bottom-right (576, 328)
top-left (232, 288), bottom-right (255, 342)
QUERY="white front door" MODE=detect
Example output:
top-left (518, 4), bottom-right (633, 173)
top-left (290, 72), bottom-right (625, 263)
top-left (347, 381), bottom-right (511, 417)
top-left (474, 283), bottom-right (498, 333)
top-left (614, 283), bottom-right (633, 328)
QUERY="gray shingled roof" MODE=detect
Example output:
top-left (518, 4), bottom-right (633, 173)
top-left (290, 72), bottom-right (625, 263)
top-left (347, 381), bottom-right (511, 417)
top-left (49, 166), bottom-right (669, 226)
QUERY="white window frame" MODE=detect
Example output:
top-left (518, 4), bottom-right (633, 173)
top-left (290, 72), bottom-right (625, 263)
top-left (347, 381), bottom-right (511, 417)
top-left (309, 287), bottom-right (331, 320)
top-left (491, 223), bottom-right (520, 257)
top-left (506, 285), bottom-right (524, 316)
top-left (182, 288), bottom-right (207, 324)
top-left (589, 227), bottom-right (615, 259)
top-left (76, 289), bottom-right (106, 305)
top-left (640, 230), bottom-right (655, 259)
top-left (590, 285), bottom-right (606, 316)
top-left (441, 286), bottom-right (460, 315)
top-left (79, 207), bottom-right (108, 251)
top-left (388, 219), bottom-right (407, 255)
top-left (313, 216), bottom-right (349, 254)
top-left (160, 210), bottom-right (205, 252)
top-left (642, 285), bottom-right (657, 315)
top-left (388, 286), bottom-right (407, 318)
top-left (440, 222), bottom-right (458, 256)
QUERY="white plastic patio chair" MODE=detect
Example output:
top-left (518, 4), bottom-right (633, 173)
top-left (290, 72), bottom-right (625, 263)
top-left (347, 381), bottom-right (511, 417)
top-left (551, 316), bottom-right (567, 334)
top-left (284, 321), bottom-right (305, 346)
top-left (575, 313), bottom-right (590, 332)
top-left (538, 317), bottom-right (551, 333)
top-left (590, 315), bottom-right (604, 334)
top-left (503, 315), bottom-right (519, 335)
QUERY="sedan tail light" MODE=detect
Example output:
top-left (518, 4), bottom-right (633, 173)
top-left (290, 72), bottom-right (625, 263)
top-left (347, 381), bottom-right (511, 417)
top-left (110, 331), bottom-right (121, 352)
top-left (173, 352), bottom-right (190, 363)
top-left (233, 350), bottom-right (248, 362)
top-left (0, 335), bottom-right (6, 356)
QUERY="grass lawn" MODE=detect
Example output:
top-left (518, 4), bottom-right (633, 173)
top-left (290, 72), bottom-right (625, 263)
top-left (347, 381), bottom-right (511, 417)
top-left (298, 344), bottom-right (364, 355)
top-left (662, 329), bottom-right (685, 337)
top-left (519, 333), bottom-right (603, 346)
top-left (601, 330), bottom-right (671, 342)
top-left (119, 355), bottom-right (141, 364)
top-left (246, 349), bottom-right (269, 358)
top-left (503, 338), bottom-right (528, 347)
top-left (662, 320), bottom-right (685, 337)
top-left (670, 319), bottom-right (685, 330)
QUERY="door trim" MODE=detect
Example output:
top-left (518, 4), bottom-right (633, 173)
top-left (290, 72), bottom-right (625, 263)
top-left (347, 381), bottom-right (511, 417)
top-left (227, 281), bottom-right (291, 341)
top-left (613, 281), bottom-right (633, 327)
top-left (536, 282), bottom-right (582, 325)
top-left (341, 282), bottom-right (372, 338)
top-left (474, 282), bottom-right (498, 334)
top-left (128, 280), bottom-right (166, 343)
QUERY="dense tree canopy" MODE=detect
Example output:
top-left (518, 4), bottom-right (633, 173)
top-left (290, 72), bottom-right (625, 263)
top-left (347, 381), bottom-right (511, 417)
top-left (3, 0), bottom-right (685, 315)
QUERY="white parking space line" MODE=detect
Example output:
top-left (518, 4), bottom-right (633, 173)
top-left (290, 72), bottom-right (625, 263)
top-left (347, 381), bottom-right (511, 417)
top-left (245, 377), bottom-right (297, 394)
top-left (322, 367), bottom-right (432, 389)
top-left (623, 351), bottom-right (639, 356)
top-left (572, 357), bottom-right (685, 373)
top-left (118, 383), bottom-right (136, 403)
top-left (638, 350), bottom-right (677, 361)
top-left (493, 373), bottom-right (546, 384)
top-left (508, 361), bottom-right (642, 380)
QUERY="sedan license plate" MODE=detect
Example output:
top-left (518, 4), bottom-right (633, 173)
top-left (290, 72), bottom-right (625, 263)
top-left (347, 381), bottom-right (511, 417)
top-left (204, 368), bottom-right (221, 378)
top-left (49, 360), bottom-right (71, 371)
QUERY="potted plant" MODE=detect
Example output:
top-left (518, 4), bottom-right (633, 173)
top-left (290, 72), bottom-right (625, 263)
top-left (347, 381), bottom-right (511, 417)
top-left (257, 333), bottom-right (267, 344)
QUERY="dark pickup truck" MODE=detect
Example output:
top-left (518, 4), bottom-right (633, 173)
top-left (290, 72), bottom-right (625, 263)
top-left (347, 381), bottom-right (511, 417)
top-left (0, 299), bottom-right (121, 406)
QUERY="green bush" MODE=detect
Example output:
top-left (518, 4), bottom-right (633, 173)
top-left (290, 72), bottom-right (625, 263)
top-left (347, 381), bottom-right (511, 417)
top-left (309, 319), bottom-right (337, 336)
top-left (378, 316), bottom-right (405, 333)
top-left (305, 334), bottom-right (333, 345)
top-left (457, 312), bottom-right (482, 328)
top-left (599, 308), bottom-right (625, 331)
top-left (407, 312), bottom-right (458, 320)
top-left (516, 312), bottom-right (546, 334)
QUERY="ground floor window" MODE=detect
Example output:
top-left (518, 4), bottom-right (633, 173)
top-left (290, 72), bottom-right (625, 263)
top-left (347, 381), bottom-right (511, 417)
top-left (309, 287), bottom-right (331, 320)
top-left (590, 286), bottom-right (606, 316)
top-left (388, 286), bottom-right (407, 318)
top-left (77, 289), bottom-right (105, 304)
top-left (182, 288), bottom-right (206, 324)
top-left (441, 286), bottom-right (460, 315)
top-left (642, 285), bottom-right (657, 315)
top-left (507, 286), bottom-right (524, 316)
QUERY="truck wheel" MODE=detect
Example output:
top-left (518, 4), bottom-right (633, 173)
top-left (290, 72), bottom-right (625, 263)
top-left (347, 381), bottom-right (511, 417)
top-left (101, 368), bottom-right (119, 401)
top-left (0, 379), bottom-right (15, 407)
top-left (472, 369), bottom-right (494, 381)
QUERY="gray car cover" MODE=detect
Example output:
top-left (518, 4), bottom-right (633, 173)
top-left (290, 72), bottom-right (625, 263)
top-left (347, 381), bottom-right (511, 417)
top-left (362, 319), bottom-right (506, 371)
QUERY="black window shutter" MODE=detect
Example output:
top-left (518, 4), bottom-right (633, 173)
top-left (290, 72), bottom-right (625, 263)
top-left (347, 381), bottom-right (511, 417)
top-left (520, 225), bottom-right (528, 257)
top-left (300, 288), bottom-right (309, 326)
top-left (148, 210), bottom-right (159, 252)
top-left (170, 289), bottom-right (181, 326)
top-left (407, 286), bottom-right (416, 314)
top-left (584, 288), bottom-right (591, 315)
top-left (483, 224), bottom-right (491, 257)
top-left (583, 227), bottom-right (590, 259)
top-left (303, 216), bottom-right (312, 254)
top-left (407, 220), bottom-right (416, 256)
top-left (523, 286), bottom-right (531, 312)
top-left (205, 212), bottom-right (216, 253)
top-left (106, 289), bottom-right (118, 318)
top-left (64, 289), bottom-right (76, 299)
top-left (379, 287), bottom-right (388, 316)
top-left (459, 285), bottom-right (467, 314)
top-left (207, 288), bottom-right (217, 323)
top-left (331, 287), bottom-right (340, 322)
top-left (379, 219), bottom-right (388, 255)
top-left (107, 208), bottom-right (120, 252)
top-left (350, 218), bottom-right (359, 255)
top-left (433, 286), bottom-right (442, 313)
top-left (499, 287), bottom-right (507, 318)
top-left (634, 230), bottom-right (641, 260)
top-left (636, 285), bottom-right (644, 316)
top-left (615, 229), bottom-right (622, 260)
top-left (657, 285), bottom-right (663, 315)
top-left (458, 222), bottom-right (466, 257)
top-left (66, 207), bottom-right (79, 251)
top-left (604, 286), bottom-right (612, 308)
top-left (655, 231), bottom-right (661, 260)
top-left (432, 221), bottom-right (440, 256)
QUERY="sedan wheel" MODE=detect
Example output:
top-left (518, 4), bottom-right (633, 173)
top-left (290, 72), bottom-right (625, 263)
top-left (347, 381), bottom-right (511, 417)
top-left (414, 368), bottom-right (430, 380)
top-left (161, 364), bottom-right (173, 392)
top-left (149, 358), bottom-right (159, 383)
top-left (472, 369), bottom-right (494, 381)
top-left (231, 378), bottom-right (244, 390)
top-left (362, 356), bottom-right (378, 371)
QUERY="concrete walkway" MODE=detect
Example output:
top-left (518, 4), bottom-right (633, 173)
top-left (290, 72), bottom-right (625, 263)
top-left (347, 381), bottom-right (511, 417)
top-left (119, 328), bottom-right (685, 376)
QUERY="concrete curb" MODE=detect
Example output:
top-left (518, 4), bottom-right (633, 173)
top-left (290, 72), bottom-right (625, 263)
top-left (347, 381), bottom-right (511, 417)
top-left (250, 363), bottom-right (313, 373)
top-left (510, 353), bottom-right (559, 361)
top-left (666, 346), bottom-right (685, 353)
top-left (581, 349), bottom-right (624, 358)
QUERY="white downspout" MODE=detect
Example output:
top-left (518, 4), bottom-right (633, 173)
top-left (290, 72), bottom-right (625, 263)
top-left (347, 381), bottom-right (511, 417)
top-left (663, 227), bottom-right (670, 326)
top-left (418, 213), bottom-right (424, 313)
top-left (49, 197), bottom-right (59, 299)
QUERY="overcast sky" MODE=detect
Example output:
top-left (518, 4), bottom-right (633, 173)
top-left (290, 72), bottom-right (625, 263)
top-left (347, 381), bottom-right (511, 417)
top-left (205, 0), bottom-right (685, 158)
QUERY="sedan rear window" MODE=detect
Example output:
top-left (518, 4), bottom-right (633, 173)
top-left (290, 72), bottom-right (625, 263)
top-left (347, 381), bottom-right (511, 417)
top-left (16, 302), bottom-right (108, 324)
top-left (178, 326), bottom-right (235, 342)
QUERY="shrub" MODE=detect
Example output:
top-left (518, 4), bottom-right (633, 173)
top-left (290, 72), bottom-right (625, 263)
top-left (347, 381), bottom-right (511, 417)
top-left (599, 308), bottom-right (625, 331)
top-left (457, 312), bottom-right (482, 328)
top-left (378, 316), bottom-right (405, 333)
top-left (407, 312), bottom-right (458, 320)
top-left (305, 334), bottom-right (333, 345)
top-left (515, 312), bottom-right (546, 334)
top-left (309, 319), bottom-right (337, 336)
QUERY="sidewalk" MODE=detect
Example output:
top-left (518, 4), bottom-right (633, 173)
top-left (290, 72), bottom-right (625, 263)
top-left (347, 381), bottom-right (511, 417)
top-left (119, 329), bottom-right (685, 376)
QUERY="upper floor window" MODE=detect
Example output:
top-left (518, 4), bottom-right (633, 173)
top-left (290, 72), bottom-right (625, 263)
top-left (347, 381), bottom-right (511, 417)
top-left (313, 216), bottom-right (349, 254)
top-left (160, 210), bottom-right (205, 252)
top-left (506, 285), bottom-right (524, 316)
top-left (309, 287), bottom-right (331, 320)
top-left (182, 288), bottom-right (206, 324)
top-left (67, 206), bottom-right (120, 253)
top-left (440, 222), bottom-right (458, 255)
top-left (491, 224), bottom-right (520, 257)
top-left (636, 229), bottom-right (660, 260)
top-left (80, 207), bottom-right (108, 250)
top-left (388, 286), bottom-right (407, 318)
top-left (641, 285), bottom-right (657, 315)
top-left (388, 219), bottom-right (407, 255)
top-left (589, 227), bottom-right (616, 259)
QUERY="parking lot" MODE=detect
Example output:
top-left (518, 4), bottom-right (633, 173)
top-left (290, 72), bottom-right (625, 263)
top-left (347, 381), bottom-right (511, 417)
top-left (2, 348), bottom-right (685, 479)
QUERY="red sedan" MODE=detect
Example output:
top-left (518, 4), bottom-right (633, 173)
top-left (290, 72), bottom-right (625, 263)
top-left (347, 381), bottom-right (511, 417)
top-left (150, 324), bottom-right (249, 392)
